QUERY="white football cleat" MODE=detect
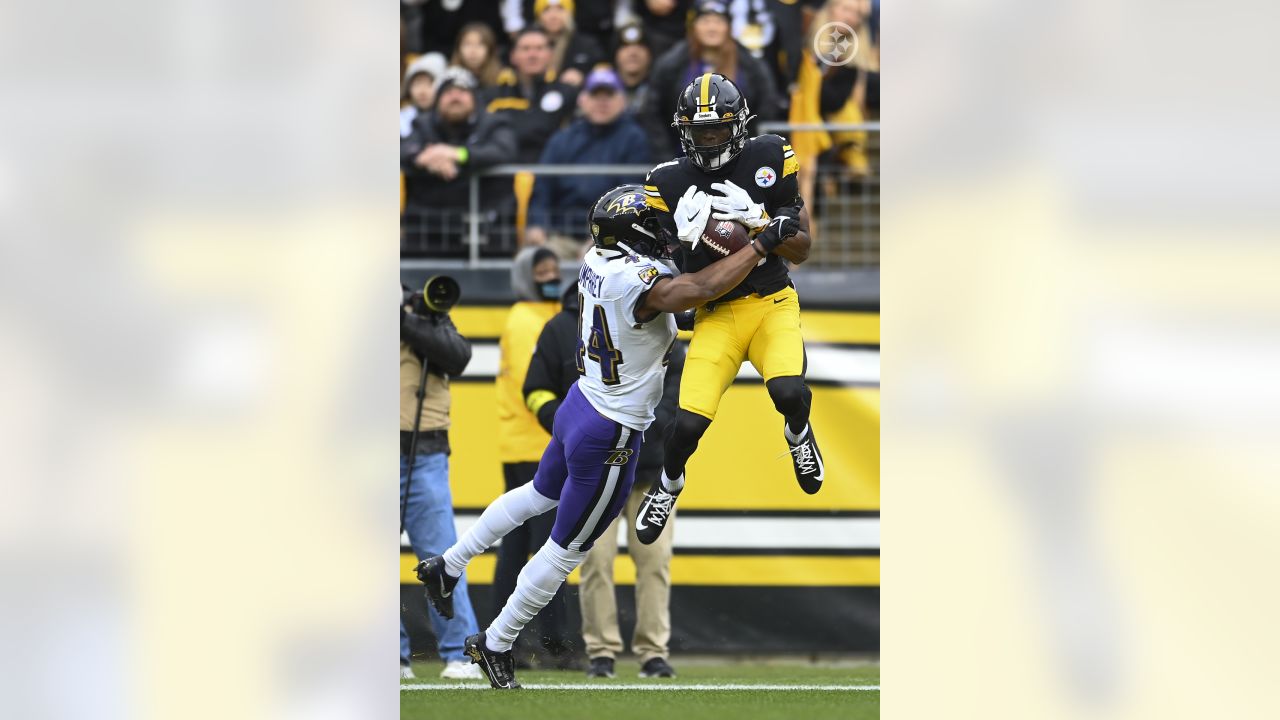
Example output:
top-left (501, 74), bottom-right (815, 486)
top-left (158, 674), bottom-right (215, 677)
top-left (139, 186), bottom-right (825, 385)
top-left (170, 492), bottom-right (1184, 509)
top-left (400, 663), bottom-right (416, 680)
top-left (440, 660), bottom-right (483, 680)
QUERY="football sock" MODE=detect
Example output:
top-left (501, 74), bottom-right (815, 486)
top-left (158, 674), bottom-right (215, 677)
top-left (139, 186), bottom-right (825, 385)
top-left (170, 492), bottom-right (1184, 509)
top-left (659, 469), bottom-right (685, 495)
top-left (486, 540), bottom-right (585, 652)
top-left (784, 422), bottom-right (810, 445)
top-left (443, 482), bottom-right (558, 578)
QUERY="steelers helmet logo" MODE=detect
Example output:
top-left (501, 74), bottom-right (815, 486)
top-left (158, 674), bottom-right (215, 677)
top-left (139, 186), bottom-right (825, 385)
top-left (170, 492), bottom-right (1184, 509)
top-left (755, 166), bottom-right (777, 188)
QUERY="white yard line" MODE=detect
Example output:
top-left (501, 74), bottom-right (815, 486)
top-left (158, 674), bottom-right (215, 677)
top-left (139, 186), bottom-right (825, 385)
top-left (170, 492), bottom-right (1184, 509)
top-left (402, 683), bottom-right (879, 691)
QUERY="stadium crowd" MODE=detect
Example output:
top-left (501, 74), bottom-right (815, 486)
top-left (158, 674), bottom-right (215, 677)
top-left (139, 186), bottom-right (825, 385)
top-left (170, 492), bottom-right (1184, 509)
top-left (400, 0), bottom-right (880, 259)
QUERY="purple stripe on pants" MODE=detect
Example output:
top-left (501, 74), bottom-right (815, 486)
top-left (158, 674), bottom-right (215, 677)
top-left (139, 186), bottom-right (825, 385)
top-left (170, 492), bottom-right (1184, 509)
top-left (533, 383), bottom-right (644, 552)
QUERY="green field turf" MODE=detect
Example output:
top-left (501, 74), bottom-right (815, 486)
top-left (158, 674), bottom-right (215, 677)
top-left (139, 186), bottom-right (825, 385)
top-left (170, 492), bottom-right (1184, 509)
top-left (401, 661), bottom-right (879, 720)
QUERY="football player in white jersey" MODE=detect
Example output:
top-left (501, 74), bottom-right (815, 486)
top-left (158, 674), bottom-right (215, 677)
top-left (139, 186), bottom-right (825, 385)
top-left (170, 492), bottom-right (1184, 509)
top-left (414, 184), bottom-right (784, 688)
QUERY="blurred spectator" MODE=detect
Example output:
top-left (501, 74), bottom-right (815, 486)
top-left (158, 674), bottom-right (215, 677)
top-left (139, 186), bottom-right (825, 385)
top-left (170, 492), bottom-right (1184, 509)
top-left (451, 22), bottom-right (504, 88)
top-left (730, 0), bottom-right (777, 59)
top-left (526, 67), bottom-right (651, 259)
top-left (409, 0), bottom-right (506, 59)
top-left (764, 0), bottom-right (805, 94)
top-left (621, 0), bottom-right (772, 60)
top-left (492, 247), bottom-right (578, 668)
top-left (401, 53), bottom-right (447, 139)
top-left (485, 28), bottom-right (579, 163)
top-left (613, 21), bottom-right (670, 148)
top-left (504, 0), bottom-right (618, 52)
top-left (784, 0), bottom-right (877, 220)
top-left (625, 0), bottom-right (693, 61)
top-left (534, 0), bottom-right (604, 87)
top-left (401, 69), bottom-right (518, 256)
top-left (613, 22), bottom-right (652, 103)
top-left (648, 0), bottom-right (780, 157)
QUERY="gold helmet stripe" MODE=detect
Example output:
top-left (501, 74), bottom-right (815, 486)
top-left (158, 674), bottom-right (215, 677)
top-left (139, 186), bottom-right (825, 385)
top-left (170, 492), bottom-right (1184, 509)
top-left (699, 73), bottom-right (711, 108)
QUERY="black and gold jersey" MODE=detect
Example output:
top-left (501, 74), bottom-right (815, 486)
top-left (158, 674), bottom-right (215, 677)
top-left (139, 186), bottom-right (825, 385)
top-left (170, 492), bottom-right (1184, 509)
top-left (642, 134), bottom-right (802, 302)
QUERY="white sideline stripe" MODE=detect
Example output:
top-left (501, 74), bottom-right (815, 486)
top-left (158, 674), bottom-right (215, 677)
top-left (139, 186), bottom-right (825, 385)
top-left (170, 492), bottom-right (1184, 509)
top-left (401, 683), bottom-right (879, 692)
top-left (461, 343), bottom-right (879, 386)
top-left (404, 516), bottom-right (881, 551)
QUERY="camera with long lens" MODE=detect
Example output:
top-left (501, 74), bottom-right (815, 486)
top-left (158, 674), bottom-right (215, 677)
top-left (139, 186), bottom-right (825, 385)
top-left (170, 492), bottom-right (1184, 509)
top-left (404, 275), bottom-right (461, 316)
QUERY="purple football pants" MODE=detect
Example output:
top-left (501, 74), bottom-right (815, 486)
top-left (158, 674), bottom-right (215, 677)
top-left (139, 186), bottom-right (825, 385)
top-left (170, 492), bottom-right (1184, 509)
top-left (532, 383), bottom-right (644, 552)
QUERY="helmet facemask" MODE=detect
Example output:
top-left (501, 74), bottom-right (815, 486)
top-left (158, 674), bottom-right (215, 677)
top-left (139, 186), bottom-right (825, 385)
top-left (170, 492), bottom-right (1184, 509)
top-left (631, 215), bottom-right (674, 259)
top-left (675, 111), bottom-right (750, 171)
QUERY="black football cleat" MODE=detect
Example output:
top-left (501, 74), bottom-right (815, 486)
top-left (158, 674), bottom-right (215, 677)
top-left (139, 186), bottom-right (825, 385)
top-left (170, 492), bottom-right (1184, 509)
top-left (465, 633), bottom-right (521, 689)
top-left (638, 657), bottom-right (677, 678)
top-left (786, 423), bottom-right (825, 494)
top-left (586, 657), bottom-right (616, 678)
top-left (415, 555), bottom-right (457, 620)
top-left (634, 482), bottom-right (678, 545)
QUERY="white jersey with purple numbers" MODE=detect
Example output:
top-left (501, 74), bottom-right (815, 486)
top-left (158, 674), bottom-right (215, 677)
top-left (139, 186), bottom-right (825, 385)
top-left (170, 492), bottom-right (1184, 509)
top-left (574, 247), bottom-right (678, 431)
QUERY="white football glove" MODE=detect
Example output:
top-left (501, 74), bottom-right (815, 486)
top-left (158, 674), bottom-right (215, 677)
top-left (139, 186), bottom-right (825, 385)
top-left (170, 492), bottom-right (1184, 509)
top-left (708, 179), bottom-right (768, 231)
top-left (673, 185), bottom-right (711, 249)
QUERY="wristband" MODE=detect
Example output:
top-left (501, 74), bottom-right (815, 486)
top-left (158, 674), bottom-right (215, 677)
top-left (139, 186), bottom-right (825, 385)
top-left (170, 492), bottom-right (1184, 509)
top-left (525, 389), bottom-right (557, 415)
top-left (455, 146), bottom-right (469, 164)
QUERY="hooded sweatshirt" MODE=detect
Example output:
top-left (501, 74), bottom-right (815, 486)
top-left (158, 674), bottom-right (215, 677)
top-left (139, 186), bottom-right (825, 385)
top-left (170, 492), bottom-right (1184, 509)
top-left (497, 247), bottom-right (562, 463)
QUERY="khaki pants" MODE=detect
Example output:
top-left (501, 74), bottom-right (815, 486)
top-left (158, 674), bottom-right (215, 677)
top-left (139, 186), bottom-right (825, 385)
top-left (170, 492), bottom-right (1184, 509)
top-left (578, 482), bottom-right (673, 663)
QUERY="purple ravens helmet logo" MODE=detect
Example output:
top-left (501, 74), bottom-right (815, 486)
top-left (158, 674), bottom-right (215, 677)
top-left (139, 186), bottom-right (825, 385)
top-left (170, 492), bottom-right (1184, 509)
top-left (605, 192), bottom-right (645, 216)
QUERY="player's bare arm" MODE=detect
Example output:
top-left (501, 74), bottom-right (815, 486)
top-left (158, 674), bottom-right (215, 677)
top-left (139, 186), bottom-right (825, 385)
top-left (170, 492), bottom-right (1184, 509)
top-left (640, 242), bottom-right (769, 316)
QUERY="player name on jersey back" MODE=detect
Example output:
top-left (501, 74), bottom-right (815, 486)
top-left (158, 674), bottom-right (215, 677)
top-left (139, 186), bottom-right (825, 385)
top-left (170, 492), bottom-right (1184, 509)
top-left (574, 249), bottom-right (677, 432)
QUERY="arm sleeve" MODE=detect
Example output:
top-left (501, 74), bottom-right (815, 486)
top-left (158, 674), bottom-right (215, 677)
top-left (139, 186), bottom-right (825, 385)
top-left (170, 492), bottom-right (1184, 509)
top-left (400, 312), bottom-right (472, 376)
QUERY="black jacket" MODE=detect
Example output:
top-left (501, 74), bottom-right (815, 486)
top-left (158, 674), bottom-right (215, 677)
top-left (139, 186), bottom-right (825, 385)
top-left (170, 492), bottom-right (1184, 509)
top-left (400, 109), bottom-right (517, 209)
top-left (523, 285), bottom-right (684, 481)
top-left (558, 31), bottom-right (606, 76)
top-left (481, 72), bottom-right (579, 163)
top-left (400, 308), bottom-right (471, 378)
top-left (648, 40), bottom-right (781, 158)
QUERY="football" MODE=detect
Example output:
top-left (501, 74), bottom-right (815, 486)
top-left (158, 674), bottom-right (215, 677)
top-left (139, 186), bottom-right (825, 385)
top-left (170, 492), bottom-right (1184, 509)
top-left (699, 217), bottom-right (751, 259)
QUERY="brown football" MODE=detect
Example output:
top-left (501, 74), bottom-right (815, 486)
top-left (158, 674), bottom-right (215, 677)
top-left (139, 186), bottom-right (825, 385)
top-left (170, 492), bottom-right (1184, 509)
top-left (699, 217), bottom-right (751, 259)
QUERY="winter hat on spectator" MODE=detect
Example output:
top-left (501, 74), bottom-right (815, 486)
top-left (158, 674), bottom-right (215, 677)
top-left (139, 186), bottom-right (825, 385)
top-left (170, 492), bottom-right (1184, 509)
top-left (401, 53), bottom-right (447, 98)
top-left (613, 21), bottom-right (649, 54)
top-left (432, 67), bottom-right (478, 107)
top-left (692, 0), bottom-right (731, 19)
top-left (535, 0), bottom-right (574, 16)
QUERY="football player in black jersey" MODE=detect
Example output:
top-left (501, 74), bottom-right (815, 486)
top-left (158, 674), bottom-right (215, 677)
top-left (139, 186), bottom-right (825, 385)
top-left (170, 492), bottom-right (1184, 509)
top-left (634, 73), bottom-right (824, 546)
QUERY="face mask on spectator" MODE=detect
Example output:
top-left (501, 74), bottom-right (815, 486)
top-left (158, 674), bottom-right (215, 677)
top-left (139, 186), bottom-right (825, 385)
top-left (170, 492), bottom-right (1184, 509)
top-left (539, 281), bottom-right (562, 300)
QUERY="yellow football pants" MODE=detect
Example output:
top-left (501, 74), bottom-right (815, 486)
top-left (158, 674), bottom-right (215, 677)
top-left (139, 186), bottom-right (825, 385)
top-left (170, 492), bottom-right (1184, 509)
top-left (678, 285), bottom-right (805, 420)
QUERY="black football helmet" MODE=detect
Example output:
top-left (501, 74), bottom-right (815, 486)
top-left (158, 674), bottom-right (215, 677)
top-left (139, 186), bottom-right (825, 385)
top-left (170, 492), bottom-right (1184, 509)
top-left (672, 73), bottom-right (753, 171)
top-left (587, 185), bottom-right (672, 258)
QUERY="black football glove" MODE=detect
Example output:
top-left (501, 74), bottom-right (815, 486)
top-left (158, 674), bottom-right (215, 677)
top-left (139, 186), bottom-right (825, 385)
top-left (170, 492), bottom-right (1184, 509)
top-left (753, 215), bottom-right (800, 255)
top-left (674, 309), bottom-right (696, 331)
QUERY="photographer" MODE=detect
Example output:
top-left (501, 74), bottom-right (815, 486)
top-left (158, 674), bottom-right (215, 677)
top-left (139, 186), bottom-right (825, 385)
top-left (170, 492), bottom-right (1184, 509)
top-left (399, 277), bottom-right (482, 680)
